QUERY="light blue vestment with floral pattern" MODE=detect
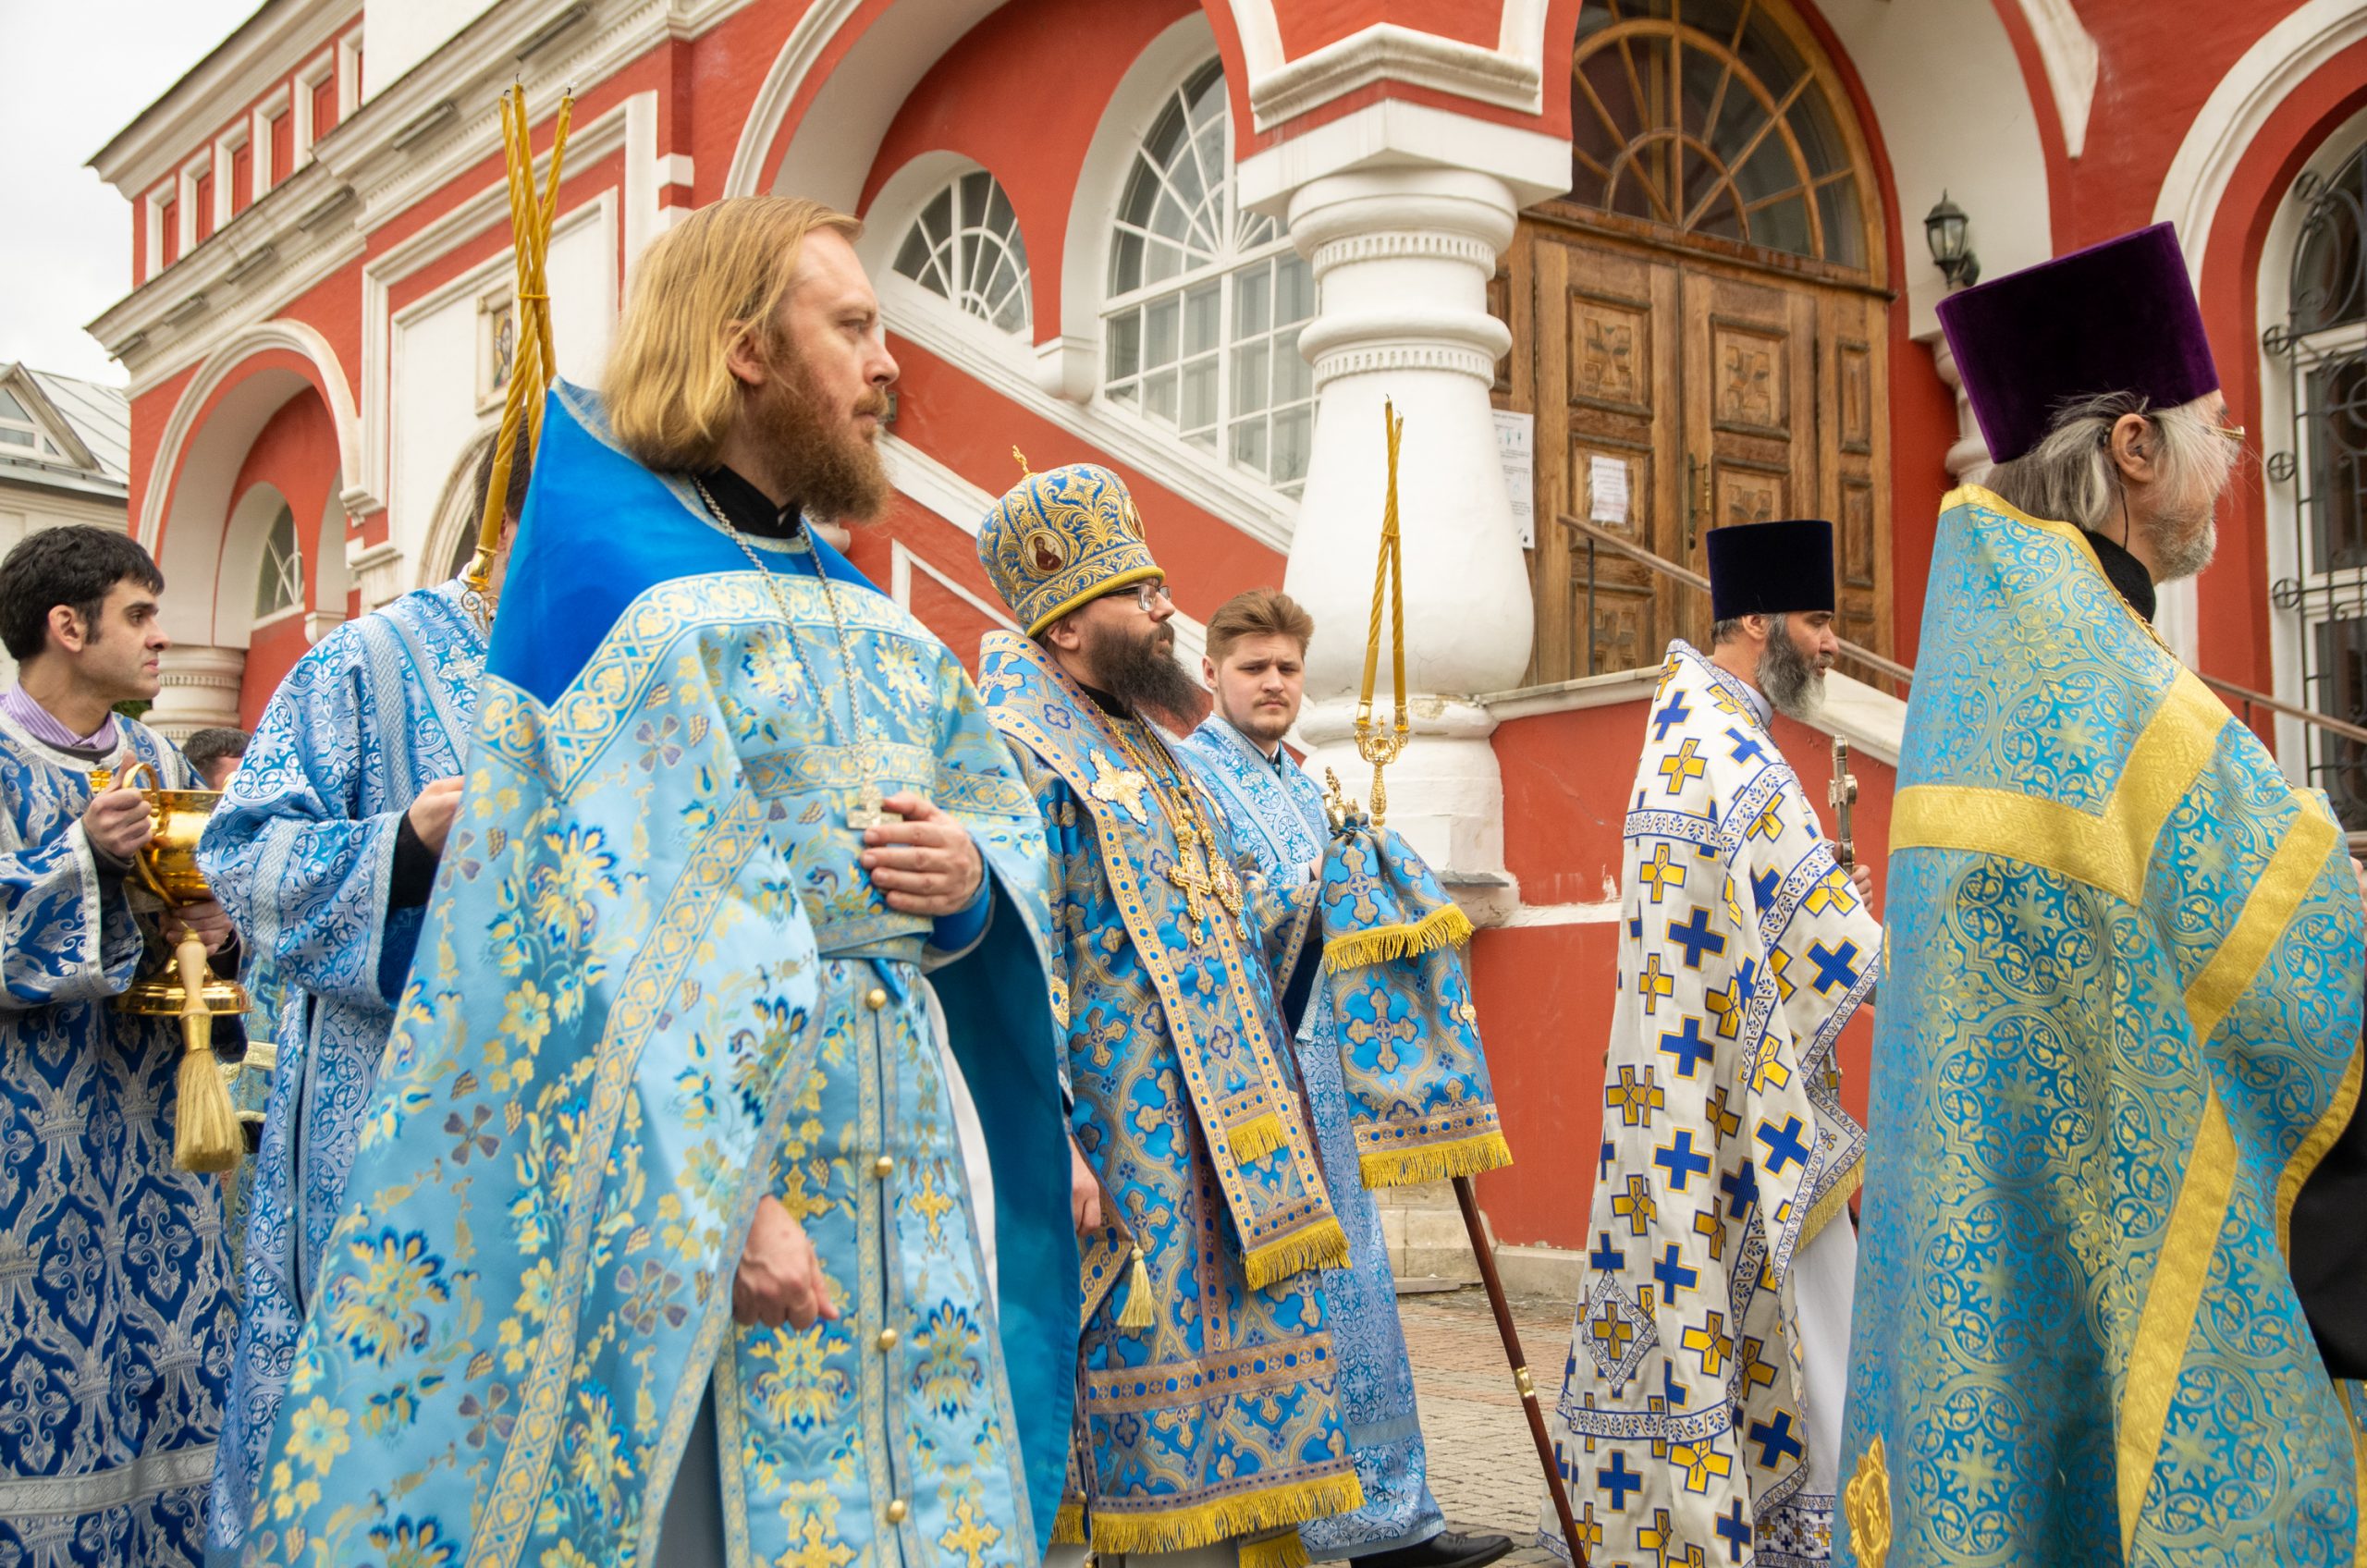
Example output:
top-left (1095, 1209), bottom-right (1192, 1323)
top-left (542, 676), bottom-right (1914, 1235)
top-left (197, 577), bottom-right (485, 1563)
top-left (0, 712), bottom-right (235, 1567)
top-left (237, 385), bottom-right (1076, 1568)
top-left (1178, 716), bottom-right (1446, 1559)
top-left (1838, 488), bottom-right (2366, 1567)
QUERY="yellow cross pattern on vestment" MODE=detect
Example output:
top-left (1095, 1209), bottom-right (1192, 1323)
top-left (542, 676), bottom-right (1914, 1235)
top-left (1657, 739), bottom-right (1707, 794)
top-left (1608, 1066), bottom-right (1664, 1128)
top-left (1747, 796), bottom-right (1784, 842)
top-left (1739, 1335), bottom-right (1780, 1392)
top-left (1682, 1311), bottom-right (1731, 1375)
top-left (1671, 1440), bottom-right (1734, 1495)
top-left (1692, 1207), bottom-right (1727, 1260)
top-left (1637, 955), bottom-right (1676, 1014)
top-left (939, 1497), bottom-right (1000, 1568)
top-left (1703, 977), bottom-right (1744, 1038)
top-left (1637, 844), bottom-right (1686, 902)
top-left (1589, 1300), bottom-right (1637, 1358)
top-left (1705, 1085), bottom-right (1743, 1139)
top-left (1613, 1174), bottom-right (1656, 1235)
top-left (1803, 872), bottom-right (1858, 916)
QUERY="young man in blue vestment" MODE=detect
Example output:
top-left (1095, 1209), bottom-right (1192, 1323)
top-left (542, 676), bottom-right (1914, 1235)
top-left (1544, 520), bottom-right (1880, 1568)
top-left (193, 441), bottom-right (526, 1565)
top-left (0, 525), bottom-right (238, 1568)
top-left (1173, 588), bottom-right (1510, 1568)
top-left (234, 197), bottom-right (1077, 1568)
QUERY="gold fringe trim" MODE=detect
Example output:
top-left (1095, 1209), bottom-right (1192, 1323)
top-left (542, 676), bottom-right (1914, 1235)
top-left (1357, 1131), bottom-right (1513, 1190)
top-left (1085, 1471), bottom-right (1366, 1557)
top-left (1117, 1245), bottom-right (1156, 1329)
top-left (1324, 904), bottom-right (1474, 972)
top-left (1052, 1502), bottom-right (1087, 1547)
top-left (1229, 1112), bottom-right (1289, 1166)
top-left (1240, 1527), bottom-right (1311, 1568)
top-left (1243, 1218), bottom-right (1350, 1291)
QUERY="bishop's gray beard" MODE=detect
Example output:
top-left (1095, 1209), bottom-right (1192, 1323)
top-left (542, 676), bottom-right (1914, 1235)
top-left (1757, 614), bottom-right (1827, 723)
top-left (1086, 619), bottom-right (1198, 726)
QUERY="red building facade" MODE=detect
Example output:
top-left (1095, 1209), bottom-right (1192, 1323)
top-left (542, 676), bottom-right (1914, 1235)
top-left (88, 0), bottom-right (2367, 1273)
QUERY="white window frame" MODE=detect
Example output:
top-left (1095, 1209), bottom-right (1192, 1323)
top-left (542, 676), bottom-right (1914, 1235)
top-left (252, 500), bottom-right (307, 623)
top-left (1096, 56), bottom-right (1317, 500)
top-left (178, 153), bottom-right (211, 253)
top-left (0, 381), bottom-right (64, 459)
top-left (889, 166), bottom-right (1034, 337)
top-left (212, 133), bottom-right (239, 228)
top-left (337, 30), bottom-right (363, 116)
top-left (295, 51), bottom-right (336, 162)
top-left (2262, 104), bottom-right (2367, 797)
top-left (144, 181), bottom-right (174, 276)
top-left (251, 96), bottom-right (282, 199)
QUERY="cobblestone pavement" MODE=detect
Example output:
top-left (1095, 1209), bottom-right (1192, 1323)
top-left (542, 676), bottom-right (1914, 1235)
top-left (1401, 1287), bottom-right (1580, 1568)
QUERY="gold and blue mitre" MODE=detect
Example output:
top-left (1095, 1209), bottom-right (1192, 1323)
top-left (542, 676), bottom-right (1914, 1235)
top-left (977, 462), bottom-right (1163, 635)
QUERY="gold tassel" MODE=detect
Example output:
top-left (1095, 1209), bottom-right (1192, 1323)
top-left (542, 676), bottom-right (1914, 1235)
top-left (1356, 1131), bottom-right (1513, 1190)
top-left (1239, 1528), bottom-right (1310, 1568)
top-left (1052, 1502), bottom-right (1088, 1547)
top-left (169, 931), bottom-right (240, 1174)
top-left (1117, 1245), bottom-right (1156, 1329)
top-left (1227, 1111), bottom-right (1289, 1166)
top-left (1085, 1471), bottom-right (1366, 1557)
top-left (1322, 904), bottom-right (1475, 972)
top-left (1242, 1217), bottom-right (1350, 1290)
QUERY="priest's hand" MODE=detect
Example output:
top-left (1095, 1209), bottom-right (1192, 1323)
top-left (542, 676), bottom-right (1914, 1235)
top-left (168, 900), bottom-right (235, 957)
top-left (407, 777), bottom-right (464, 855)
top-left (862, 793), bottom-right (984, 915)
top-left (734, 1195), bottom-right (838, 1329)
top-left (1847, 861), bottom-right (1874, 910)
top-left (83, 779), bottom-right (153, 864)
top-left (1069, 1133), bottom-right (1102, 1236)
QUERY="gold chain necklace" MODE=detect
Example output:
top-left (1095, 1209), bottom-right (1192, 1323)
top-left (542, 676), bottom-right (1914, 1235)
top-left (1103, 711), bottom-right (1241, 942)
top-left (693, 479), bottom-right (899, 829)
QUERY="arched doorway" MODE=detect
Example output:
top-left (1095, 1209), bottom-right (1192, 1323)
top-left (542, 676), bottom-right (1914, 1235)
top-left (1500, 0), bottom-right (1889, 682)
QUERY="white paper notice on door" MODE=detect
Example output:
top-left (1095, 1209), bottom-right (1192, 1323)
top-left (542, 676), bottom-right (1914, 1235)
top-left (1588, 454), bottom-right (1631, 527)
top-left (1494, 409), bottom-right (1536, 549)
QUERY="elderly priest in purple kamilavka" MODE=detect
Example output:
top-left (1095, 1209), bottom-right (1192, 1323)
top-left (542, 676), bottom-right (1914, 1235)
top-left (1838, 223), bottom-right (2367, 1566)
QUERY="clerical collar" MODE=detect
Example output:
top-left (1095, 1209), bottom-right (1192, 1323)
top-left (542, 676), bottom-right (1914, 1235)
top-left (698, 464), bottom-right (805, 539)
top-left (1075, 678), bottom-right (1132, 718)
top-left (2082, 529), bottom-right (2157, 622)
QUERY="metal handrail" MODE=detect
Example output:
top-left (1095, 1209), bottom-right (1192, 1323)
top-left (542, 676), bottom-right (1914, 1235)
top-left (1556, 511), bottom-right (2367, 750)
top-left (1558, 514), bottom-right (1914, 684)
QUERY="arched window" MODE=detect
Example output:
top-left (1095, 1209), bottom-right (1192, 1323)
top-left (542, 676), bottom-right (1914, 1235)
top-left (893, 169), bottom-right (1033, 335)
top-left (1564, 0), bottom-right (1873, 271)
top-left (253, 501), bottom-right (303, 618)
top-left (2266, 135), bottom-right (2367, 827)
top-left (1103, 59), bottom-right (1315, 496)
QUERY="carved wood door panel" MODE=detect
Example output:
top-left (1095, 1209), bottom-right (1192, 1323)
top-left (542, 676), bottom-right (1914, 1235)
top-left (1526, 228), bottom-right (1681, 683)
top-left (1504, 220), bottom-right (1893, 683)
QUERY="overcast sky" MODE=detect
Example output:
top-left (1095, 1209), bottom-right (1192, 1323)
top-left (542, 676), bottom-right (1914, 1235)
top-left (0, 0), bottom-right (261, 385)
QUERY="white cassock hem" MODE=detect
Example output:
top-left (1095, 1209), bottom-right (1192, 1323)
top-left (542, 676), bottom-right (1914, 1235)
top-left (1789, 1212), bottom-right (1858, 1495)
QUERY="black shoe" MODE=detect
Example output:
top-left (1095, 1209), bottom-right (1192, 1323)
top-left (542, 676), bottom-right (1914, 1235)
top-left (1358, 1532), bottom-right (1515, 1568)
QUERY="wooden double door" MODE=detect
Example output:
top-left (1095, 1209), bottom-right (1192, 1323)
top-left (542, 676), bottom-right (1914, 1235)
top-left (1496, 220), bottom-right (1892, 684)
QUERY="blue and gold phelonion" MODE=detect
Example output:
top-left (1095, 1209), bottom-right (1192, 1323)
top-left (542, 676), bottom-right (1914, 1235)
top-left (978, 459), bottom-right (1163, 635)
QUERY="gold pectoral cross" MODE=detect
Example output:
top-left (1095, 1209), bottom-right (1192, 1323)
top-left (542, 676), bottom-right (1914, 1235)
top-left (1167, 823), bottom-right (1243, 944)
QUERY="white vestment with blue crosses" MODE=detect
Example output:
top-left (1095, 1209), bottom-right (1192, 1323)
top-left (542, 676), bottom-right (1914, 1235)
top-left (1178, 716), bottom-right (1447, 1559)
top-left (1539, 642), bottom-right (1878, 1568)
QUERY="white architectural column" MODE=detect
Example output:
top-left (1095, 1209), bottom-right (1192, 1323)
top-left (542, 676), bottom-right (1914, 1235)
top-left (1281, 167), bottom-right (1532, 891)
top-left (146, 644), bottom-right (246, 739)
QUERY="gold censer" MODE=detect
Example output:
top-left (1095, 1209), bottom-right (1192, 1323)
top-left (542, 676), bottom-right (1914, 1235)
top-left (91, 761), bottom-right (246, 1172)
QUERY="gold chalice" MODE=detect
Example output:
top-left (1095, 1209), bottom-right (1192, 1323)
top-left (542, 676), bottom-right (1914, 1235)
top-left (92, 760), bottom-right (244, 1172)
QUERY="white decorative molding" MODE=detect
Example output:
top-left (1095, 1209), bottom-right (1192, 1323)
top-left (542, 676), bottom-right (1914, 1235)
top-left (722, 0), bottom-right (865, 199)
top-left (2153, 0), bottom-right (2367, 293)
top-left (139, 317), bottom-right (363, 554)
top-left (1295, 335), bottom-right (1502, 390)
top-left (349, 539), bottom-right (405, 612)
top-left (146, 645), bottom-right (247, 738)
top-left (888, 301), bottom-right (1297, 556)
top-left (1307, 230), bottom-right (1498, 275)
top-left (888, 541), bottom-right (1017, 631)
top-left (1236, 99), bottom-right (1571, 216)
top-left (2014, 0), bottom-right (2100, 159)
top-left (880, 433), bottom-right (992, 537)
top-left (88, 0), bottom-right (362, 195)
top-left (1248, 22), bottom-right (1543, 132)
